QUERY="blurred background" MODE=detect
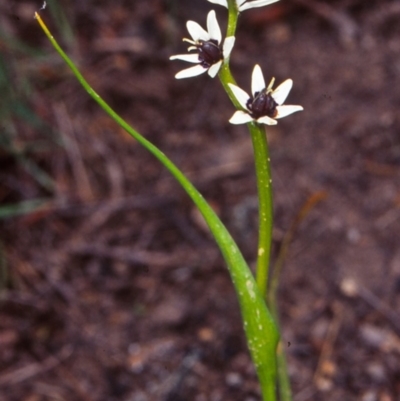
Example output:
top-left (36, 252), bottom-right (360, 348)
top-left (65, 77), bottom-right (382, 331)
top-left (1, 0), bottom-right (400, 400)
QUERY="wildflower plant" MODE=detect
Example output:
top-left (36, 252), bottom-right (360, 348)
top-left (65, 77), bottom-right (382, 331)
top-left (35, 0), bottom-right (303, 400)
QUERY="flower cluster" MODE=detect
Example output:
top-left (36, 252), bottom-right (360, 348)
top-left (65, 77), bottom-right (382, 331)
top-left (170, 0), bottom-right (303, 125)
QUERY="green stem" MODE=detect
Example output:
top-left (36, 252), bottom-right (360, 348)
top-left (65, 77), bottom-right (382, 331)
top-left (218, 63), bottom-right (239, 107)
top-left (227, 0), bottom-right (239, 37)
top-left (248, 123), bottom-right (273, 296)
top-left (220, 1), bottom-right (274, 297)
top-left (248, 121), bottom-right (281, 401)
top-left (218, 0), bottom-right (239, 106)
top-left (219, 3), bottom-right (277, 401)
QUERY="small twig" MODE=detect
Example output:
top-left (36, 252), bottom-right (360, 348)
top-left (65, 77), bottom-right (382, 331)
top-left (365, 2), bottom-right (400, 30)
top-left (313, 303), bottom-right (343, 389)
top-left (56, 365), bottom-right (98, 401)
top-left (341, 278), bottom-right (400, 336)
top-left (161, 350), bottom-right (200, 401)
top-left (294, 386), bottom-right (316, 401)
top-left (54, 195), bottom-right (175, 238)
top-left (290, 0), bottom-right (359, 46)
top-left (69, 244), bottom-right (217, 268)
top-left (0, 346), bottom-right (72, 386)
top-left (92, 138), bottom-right (125, 199)
top-left (93, 37), bottom-right (147, 53)
top-left (54, 103), bottom-right (95, 201)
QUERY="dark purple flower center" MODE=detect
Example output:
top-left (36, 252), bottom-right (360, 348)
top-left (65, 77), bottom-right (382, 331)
top-left (196, 39), bottom-right (223, 68)
top-left (246, 91), bottom-right (278, 120)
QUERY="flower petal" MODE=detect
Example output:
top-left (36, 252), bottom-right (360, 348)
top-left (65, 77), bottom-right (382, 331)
top-left (229, 110), bottom-right (254, 124)
top-left (228, 83), bottom-right (250, 109)
top-left (187, 21), bottom-right (210, 42)
top-left (239, 0), bottom-right (280, 11)
top-left (208, 61), bottom-right (222, 78)
top-left (272, 79), bottom-right (293, 105)
top-left (275, 105), bottom-right (303, 119)
top-left (222, 36), bottom-right (235, 60)
top-left (207, 10), bottom-right (222, 43)
top-left (175, 64), bottom-right (206, 79)
top-left (208, 0), bottom-right (228, 7)
top-left (251, 64), bottom-right (265, 96)
top-left (257, 116), bottom-right (278, 125)
top-left (169, 54), bottom-right (199, 63)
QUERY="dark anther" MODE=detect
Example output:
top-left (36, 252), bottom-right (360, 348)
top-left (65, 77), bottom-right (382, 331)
top-left (246, 91), bottom-right (278, 119)
top-left (197, 39), bottom-right (223, 68)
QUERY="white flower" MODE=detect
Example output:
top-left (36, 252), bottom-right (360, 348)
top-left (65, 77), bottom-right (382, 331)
top-left (208, 0), bottom-right (280, 12)
top-left (170, 10), bottom-right (235, 79)
top-left (229, 64), bottom-right (303, 125)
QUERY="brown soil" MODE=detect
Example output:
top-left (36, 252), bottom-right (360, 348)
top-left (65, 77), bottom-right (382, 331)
top-left (1, 1), bottom-right (400, 400)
